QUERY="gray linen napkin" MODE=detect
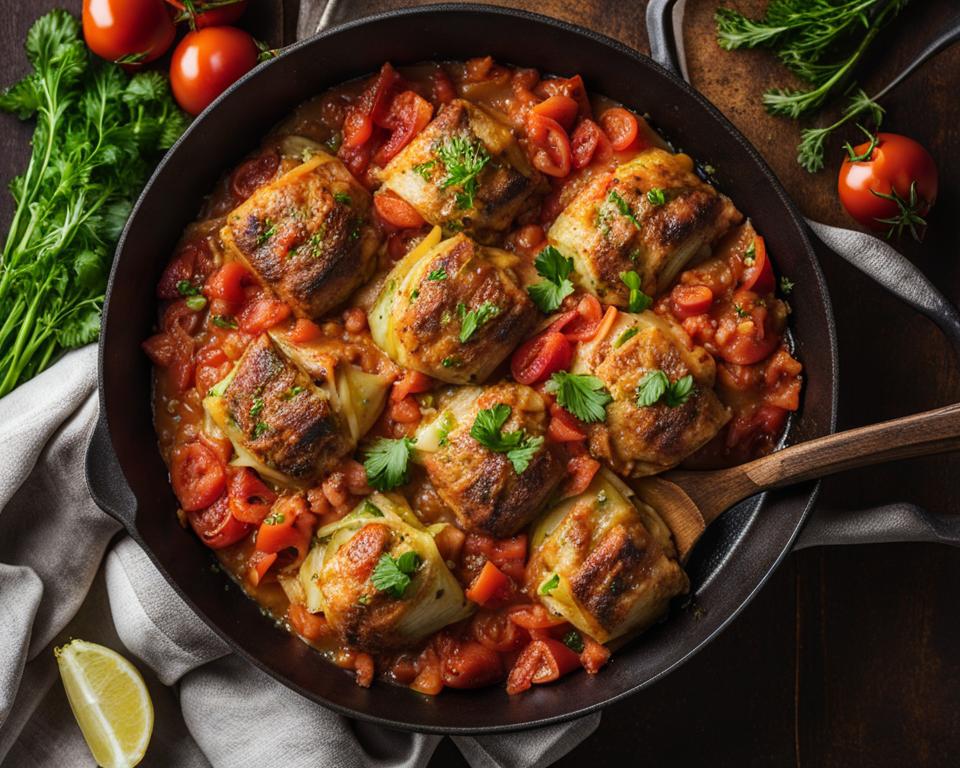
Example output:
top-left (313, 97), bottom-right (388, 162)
top-left (0, 344), bottom-right (600, 766)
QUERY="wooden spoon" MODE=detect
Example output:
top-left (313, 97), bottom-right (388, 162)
top-left (632, 403), bottom-right (960, 562)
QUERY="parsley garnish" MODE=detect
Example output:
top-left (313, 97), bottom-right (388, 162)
top-left (413, 160), bottom-right (436, 180)
top-left (363, 437), bottom-right (416, 491)
top-left (527, 245), bottom-right (575, 313)
top-left (333, 191), bottom-right (352, 205)
top-left (733, 303), bottom-right (750, 319)
top-left (545, 371), bottom-right (612, 423)
top-left (469, 404), bottom-right (544, 474)
top-left (743, 238), bottom-right (757, 265)
top-left (427, 267), bottom-right (448, 282)
top-left (620, 271), bottom-right (652, 313)
top-left (608, 189), bottom-right (640, 229)
top-left (441, 356), bottom-right (462, 368)
top-left (614, 326), bottom-right (640, 349)
top-left (256, 219), bottom-right (276, 246)
top-left (363, 500), bottom-right (384, 517)
top-left (357, 594), bottom-right (371, 605)
top-left (562, 630), bottom-right (585, 653)
top-left (211, 315), bottom-right (238, 329)
top-left (371, 551), bottom-right (421, 598)
top-left (459, 301), bottom-right (500, 343)
top-left (249, 396), bottom-right (265, 420)
top-left (779, 276), bottom-right (794, 295)
top-left (177, 280), bottom-right (200, 297)
top-left (539, 573), bottom-right (560, 595)
top-left (635, 371), bottom-right (695, 408)
top-left (263, 511), bottom-right (284, 525)
top-left (436, 135), bottom-right (490, 210)
top-left (436, 411), bottom-right (457, 448)
top-left (646, 187), bottom-right (666, 206)
top-left (282, 385), bottom-right (305, 400)
top-left (252, 422), bottom-right (269, 438)
top-left (410, 288), bottom-right (420, 301)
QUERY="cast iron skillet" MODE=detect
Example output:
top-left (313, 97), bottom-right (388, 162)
top-left (85, 5), bottom-right (839, 733)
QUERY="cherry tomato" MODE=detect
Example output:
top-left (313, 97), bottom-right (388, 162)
top-left (205, 261), bottom-right (250, 304)
top-left (506, 638), bottom-right (581, 694)
top-left (838, 132), bottom-right (938, 240)
top-left (671, 284), bottom-right (714, 319)
top-left (187, 494), bottom-right (251, 549)
top-left (228, 468), bottom-right (277, 524)
top-left (164, 0), bottom-right (247, 28)
top-left (169, 27), bottom-right (259, 115)
top-left (526, 113), bottom-right (572, 178)
top-left (83, 0), bottom-right (175, 65)
top-left (550, 294), bottom-right (603, 342)
top-left (171, 441), bottom-right (226, 512)
top-left (532, 95), bottom-right (579, 132)
top-left (547, 404), bottom-right (586, 443)
top-left (599, 107), bottom-right (639, 152)
top-left (579, 636), bottom-right (611, 674)
top-left (570, 118), bottom-right (613, 170)
top-left (536, 75), bottom-right (591, 118)
top-left (373, 90), bottom-right (433, 166)
top-left (374, 192), bottom-right (426, 228)
top-left (511, 331), bottom-right (573, 385)
top-left (740, 235), bottom-right (775, 295)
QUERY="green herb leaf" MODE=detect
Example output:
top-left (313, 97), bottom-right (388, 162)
top-left (459, 301), bottom-right (500, 343)
top-left (527, 245), bottom-right (575, 313)
top-left (436, 135), bottom-right (490, 211)
top-left (371, 551), bottom-right (421, 598)
top-left (426, 267), bottom-right (448, 281)
top-left (779, 275), bottom-right (795, 295)
top-left (441, 356), bottom-right (461, 368)
top-left (263, 511), bottom-right (284, 526)
top-left (636, 370), bottom-right (695, 408)
top-left (620, 271), bottom-right (653, 313)
top-left (211, 315), bottom-right (238, 329)
top-left (646, 187), bottom-right (666, 206)
top-left (185, 295), bottom-right (207, 311)
top-left (256, 219), bottom-right (276, 246)
top-left (665, 374), bottom-right (694, 407)
top-left (614, 325), bottom-right (639, 348)
top-left (539, 573), bottom-right (560, 595)
top-left (413, 160), bottom-right (435, 180)
top-left (562, 630), bottom-right (585, 653)
top-left (469, 404), bottom-right (543, 474)
top-left (333, 191), bottom-right (352, 205)
top-left (363, 437), bottom-right (416, 491)
top-left (177, 280), bottom-right (199, 296)
top-left (608, 189), bottom-right (640, 229)
top-left (545, 371), bottom-right (612, 423)
top-left (363, 499), bottom-right (384, 517)
top-left (252, 422), bottom-right (270, 438)
top-left (249, 396), bottom-right (265, 420)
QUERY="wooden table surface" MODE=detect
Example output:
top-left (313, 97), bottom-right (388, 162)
top-left (3, 1), bottom-right (959, 765)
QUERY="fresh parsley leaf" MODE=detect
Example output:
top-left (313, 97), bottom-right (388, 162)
top-left (506, 435), bottom-right (543, 475)
top-left (620, 271), bottom-right (653, 313)
top-left (371, 551), bottom-right (421, 598)
top-left (363, 499), bottom-right (384, 517)
top-left (646, 187), bottom-right (666, 206)
top-left (635, 370), bottom-right (695, 408)
top-left (256, 218), bottom-right (276, 246)
top-left (562, 630), bottom-right (584, 653)
top-left (539, 573), bottom-right (560, 595)
top-left (608, 189), bottom-right (640, 229)
top-left (333, 191), bottom-right (352, 205)
top-left (459, 301), bottom-right (500, 343)
top-left (779, 275), bottom-right (794, 295)
top-left (614, 326), bottom-right (639, 348)
top-left (545, 371), bottom-right (612, 423)
top-left (176, 280), bottom-right (199, 296)
top-left (665, 374), bottom-right (694, 407)
top-left (436, 135), bottom-right (490, 211)
top-left (733, 303), bottom-right (749, 318)
top-left (363, 437), bottom-right (416, 491)
top-left (441, 356), bottom-right (461, 368)
top-left (469, 404), bottom-right (543, 474)
top-left (413, 160), bottom-right (435, 180)
top-left (426, 267), bottom-right (448, 281)
top-left (743, 238), bottom-right (757, 265)
top-left (527, 245), bottom-right (575, 313)
top-left (249, 396), bottom-right (265, 420)
top-left (211, 315), bottom-right (238, 329)
top-left (185, 295), bottom-right (207, 311)
top-left (252, 422), bottom-right (270, 438)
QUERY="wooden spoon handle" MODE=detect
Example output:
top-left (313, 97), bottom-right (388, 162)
top-left (696, 403), bottom-right (960, 523)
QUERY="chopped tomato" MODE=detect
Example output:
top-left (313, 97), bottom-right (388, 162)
top-left (471, 610), bottom-right (529, 653)
top-left (171, 441), bottom-right (226, 512)
top-left (465, 561), bottom-right (512, 606)
top-left (157, 245), bottom-right (197, 299)
top-left (532, 95), bottom-right (578, 132)
top-left (337, 140), bottom-right (374, 179)
top-left (373, 90), bottom-right (433, 165)
top-left (228, 468), bottom-right (277, 524)
top-left (142, 333), bottom-right (176, 367)
top-left (205, 262), bottom-right (250, 304)
top-left (288, 317), bottom-right (322, 343)
top-left (342, 105), bottom-right (374, 149)
top-left (536, 75), bottom-right (591, 118)
top-left (230, 151), bottom-right (280, 200)
top-left (436, 635), bottom-right (504, 689)
top-left (740, 235), bottom-right (775, 295)
top-left (374, 192), bottom-right (426, 229)
top-left (671, 284), bottom-right (714, 319)
top-left (571, 118), bottom-right (613, 169)
top-left (288, 603), bottom-right (332, 643)
top-left (411, 647), bottom-right (444, 695)
top-left (462, 533), bottom-right (527, 584)
top-left (388, 395), bottom-right (421, 424)
top-left (726, 404), bottom-right (789, 453)
top-left (716, 289), bottom-right (781, 365)
top-left (194, 342), bottom-right (231, 395)
top-left (506, 638), bottom-right (581, 694)
top-left (432, 66), bottom-right (456, 103)
top-left (547, 404), bottom-right (587, 442)
top-left (599, 107), bottom-right (639, 152)
top-left (239, 296), bottom-right (291, 334)
top-left (354, 652), bottom-right (376, 688)
top-left (563, 454), bottom-right (600, 497)
top-left (511, 331), bottom-right (572, 385)
top-left (391, 369), bottom-right (433, 401)
top-left (246, 550), bottom-right (277, 587)
top-left (526, 112), bottom-right (572, 177)
top-left (255, 496), bottom-right (307, 554)
top-left (550, 294), bottom-right (603, 341)
top-left (162, 299), bottom-right (202, 336)
top-left (187, 494), bottom-right (251, 549)
top-left (508, 604), bottom-right (567, 631)
top-left (579, 636), bottom-right (611, 674)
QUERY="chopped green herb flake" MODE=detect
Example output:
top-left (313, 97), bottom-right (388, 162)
top-left (263, 512), bottom-right (284, 526)
top-left (363, 437), bottom-right (416, 491)
top-left (562, 630), bottom-right (585, 653)
top-left (540, 573), bottom-right (560, 595)
top-left (441, 356), bottom-right (461, 368)
top-left (177, 280), bottom-right (199, 297)
top-left (780, 276), bottom-right (795, 295)
top-left (413, 160), bottom-right (436, 180)
top-left (620, 271), bottom-right (653, 313)
top-left (614, 326), bottom-right (639, 348)
top-left (358, 594), bottom-right (371, 605)
top-left (363, 500), bottom-right (384, 517)
top-left (333, 191), bottom-right (352, 205)
top-left (252, 422), bottom-right (270, 438)
top-left (211, 315), bottom-right (238, 329)
top-left (436, 135), bottom-right (490, 211)
top-left (249, 396), bottom-right (265, 420)
top-left (185, 295), bottom-right (207, 311)
top-left (608, 189), bottom-right (641, 229)
top-left (256, 219), bottom-right (276, 246)
top-left (646, 187), bottom-right (667, 206)
top-left (459, 301), bottom-right (501, 343)
top-left (427, 267), bottom-right (448, 282)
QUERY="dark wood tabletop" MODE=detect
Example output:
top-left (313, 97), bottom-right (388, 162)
top-left (3, 1), bottom-right (958, 765)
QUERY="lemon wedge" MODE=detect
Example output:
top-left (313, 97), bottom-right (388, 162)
top-left (55, 639), bottom-right (154, 768)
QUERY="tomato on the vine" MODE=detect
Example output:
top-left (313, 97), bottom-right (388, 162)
top-left (838, 131), bottom-right (938, 241)
top-left (169, 26), bottom-right (260, 115)
top-left (164, 0), bottom-right (248, 28)
top-left (82, 0), bottom-right (175, 65)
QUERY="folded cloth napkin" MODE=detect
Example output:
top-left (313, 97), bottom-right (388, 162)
top-left (0, 346), bottom-right (600, 767)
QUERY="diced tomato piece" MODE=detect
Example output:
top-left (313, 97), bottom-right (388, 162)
top-left (373, 90), bottom-right (434, 166)
top-left (506, 638), bottom-right (581, 694)
top-left (162, 299), bottom-right (202, 336)
top-left (465, 561), bottom-right (512, 606)
top-left (157, 246), bottom-right (197, 299)
top-left (171, 441), bottom-right (226, 512)
top-left (342, 105), bottom-right (374, 149)
top-left (672, 284), bottom-right (714, 319)
top-left (536, 75), bottom-right (591, 118)
top-left (142, 333), bottom-right (176, 367)
top-left (238, 296), bottom-right (291, 335)
top-left (436, 635), bottom-right (504, 689)
top-left (740, 235), bottom-right (775, 295)
top-left (288, 603), bottom-right (332, 642)
top-left (461, 533), bottom-right (527, 584)
top-left (511, 331), bottom-right (573, 385)
top-left (526, 112), bottom-right (572, 178)
top-left (205, 262), bottom-right (250, 304)
top-left (548, 404), bottom-right (587, 442)
top-left (391, 369), bottom-right (434, 401)
top-left (288, 317), bottom-right (322, 343)
top-left (599, 107), bottom-right (639, 152)
top-left (532, 95), bottom-right (578, 132)
top-left (246, 550), bottom-right (277, 587)
top-left (338, 140), bottom-right (374, 179)
top-left (432, 66), bottom-right (456, 104)
top-left (354, 652), bottom-right (376, 688)
top-left (367, 62), bottom-right (401, 127)
top-left (388, 395), bottom-right (421, 425)
top-left (230, 151), bottom-right (280, 201)
top-left (563, 454), bottom-right (600, 497)
top-left (411, 647), bottom-right (444, 695)
top-left (716, 290), bottom-right (781, 365)
top-left (374, 192), bottom-right (426, 228)
top-left (471, 609), bottom-right (530, 653)
top-left (194, 342), bottom-right (231, 396)
top-left (550, 294), bottom-right (603, 341)
top-left (508, 604), bottom-right (567, 631)
top-left (571, 118), bottom-right (613, 169)
top-left (228, 468), bottom-right (277, 524)
top-left (255, 496), bottom-right (307, 554)
top-left (579, 636), bottom-right (611, 674)
top-left (187, 495), bottom-right (251, 549)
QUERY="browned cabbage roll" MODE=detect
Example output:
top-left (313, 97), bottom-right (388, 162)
top-left (220, 152), bottom-right (379, 319)
top-left (547, 148), bottom-right (741, 305)
top-left (572, 310), bottom-right (730, 476)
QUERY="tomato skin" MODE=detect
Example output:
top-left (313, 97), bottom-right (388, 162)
top-left (506, 638), bottom-right (580, 694)
top-left (238, 296), bottom-right (291, 334)
top-left (164, 0), bottom-right (247, 28)
top-left (171, 441), bottom-right (226, 512)
top-left (471, 610), bottom-right (530, 653)
top-left (187, 494), bottom-right (251, 549)
top-left (570, 118), bottom-right (613, 170)
top-left (547, 404), bottom-right (586, 443)
top-left (511, 331), bottom-right (573, 385)
top-left (532, 95), bottom-right (579, 132)
top-left (391, 369), bottom-right (433, 401)
top-left (671, 284), bottom-right (714, 319)
top-left (599, 107), bottom-right (639, 152)
top-left (436, 635), bottom-right (504, 689)
top-left (169, 27), bottom-right (259, 115)
top-left (205, 262), bottom-right (250, 304)
top-left (230, 151), bottom-right (280, 201)
top-left (373, 90), bottom-right (433, 166)
top-left (83, 0), bottom-right (175, 65)
top-left (563, 454), bottom-right (600, 497)
top-left (374, 192), bottom-right (426, 229)
top-left (157, 246), bottom-right (197, 299)
top-left (550, 294), bottom-right (603, 342)
top-left (740, 236), bottom-right (775, 295)
top-left (536, 75), bottom-right (591, 118)
top-left (228, 468), bottom-right (277, 524)
top-left (838, 132), bottom-right (938, 234)
top-left (526, 113), bottom-right (572, 178)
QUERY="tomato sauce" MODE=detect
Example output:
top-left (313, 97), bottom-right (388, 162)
top-left (145, 57), bottom-right (802, 695)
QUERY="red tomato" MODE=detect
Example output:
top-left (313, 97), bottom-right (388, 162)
top-left (526, 113), bottom-right (572, 177)
top-left (536, 75), bottom-right (591, 118)
top-left (391, 369), bottom-right (434, 401)
top-left (246, 550), bottom-right (277, 587)
top-left (288, 318), bottom-right (322, 344)
top-left (238, 296), bottom-right (291, 334)
top-left (432, 67), bottom-right (456, 104)
top-left (532, 95), bottom-right (579, 132)
top-left (550, 294), bottom-right (603, 342)
top-left (157, 246), bottom-right (197, 299)
top-left (205, 262), bottom-right (250, 304)
top-left (230, 151), bottom-right (280, 200)
top-left (341, 106), bottom-right (374, 150)
top-left (83, 0), bottom-right (175, 65)
top-left (228, 468), bottom-right (277, 524)
top-left (142, 333), bottom-right (176, 367)
top-left (436, 635), bottom-right (504, 689)
top-left (563, 454), bottom-right (600, 497)
top-left (671, 284), bottom-right (714, 319)
top-left (465, 561), bottom-right (512, 606)
top-left (716, 290), bottom-right (781, 365)
top-left (838, 132), bottom-right (938, 240)
top-left (171, 441), bottom-right (226, 512)
top-left (571, 118), bottom-right (613, 169)
top-left (599, 107), bottom-right (639, 151)
top-left (187, 494), bottom-right (251, 549)
top-left (579, 636), bottom-right (611, 674)
top-left (506, 638), bottom-right (581, 694)
top-left (507, 604), bottom-right (568, 631)
top-left (194, 342), bottom-right (231, 395)
top-left (373, 90), bottom-right (433, 166)
top-left (255, 497), bottom-right (307, 554)
top-left (164, 0), bottom-right (247, 28)
top-left (510, 331), bottom-right (573, 385)
top-left (471, 610), bottom-right (529, 653)
top-left (288, 603), bottom-right (332, 642)
top-left (547, 405), bottom-right (586, 442)
top-left (740, 235), bottom-right (775, 295)
top-left (169, 27), bottom-right (259, 115)
top-left (374, 193), bottom-right (426, 229)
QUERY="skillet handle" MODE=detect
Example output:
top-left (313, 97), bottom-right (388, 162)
top-left (645, 0), bottom-right (682, 75)
top-left (85, 411), bottom-right (139, 536)
top-left (794, 503), bottom-right (960, 550)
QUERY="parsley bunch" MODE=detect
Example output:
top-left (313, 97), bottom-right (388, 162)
top-left (470, 403), bottom-right (543, 474)
top-left (0, 11), bottom-right (186, 396)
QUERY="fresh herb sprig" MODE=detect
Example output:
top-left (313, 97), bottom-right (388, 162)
top-left (371, 551), bottom-right (421, 598)
top-left (545, 371), bottom-right (612, 423)
top-left (363, 437), bottom-right (416, 491)
top-left (527, 245), bottom-right (575, 313)
top-left (436, 135), bottom-right (490, 210)
top-left (459, 300), bottom-right (500, 343)
top-left (636, 370), bottom-right (695, 408)
top-left (0, 11), bottom-right (186, 396)
top-left (470, 403), bottom-right (543, 474)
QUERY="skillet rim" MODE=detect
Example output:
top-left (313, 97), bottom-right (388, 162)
top-left (96, 2), bottom-right (839, 733)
